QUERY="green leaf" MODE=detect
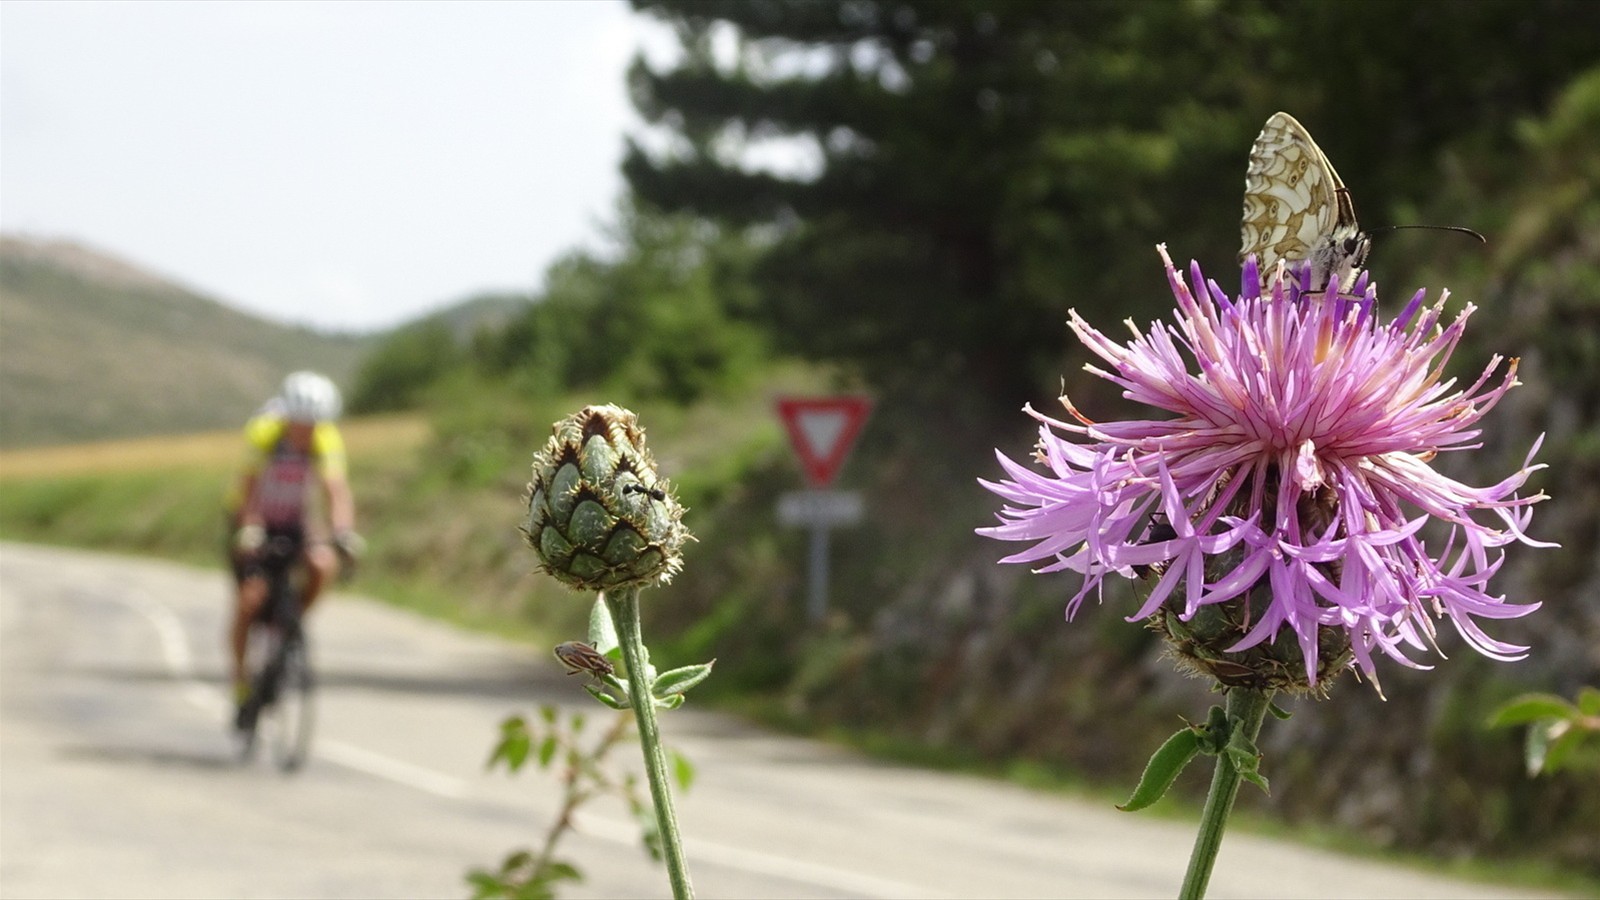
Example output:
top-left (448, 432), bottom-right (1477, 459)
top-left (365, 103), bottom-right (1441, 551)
top-left (669, 748), bottom-right (696, 790)
top-left (538, 704), bottom-right (558, 725)
top-left (1268, 701), bottom-right (1293, 720)
top-left (654, 693), bottom-right (685, 710)
top-left (1229, 745), bottom-right (1270, 793)
top-left (652, 660), bottom-right (716, 700)
top-left (588, 595), bottom-right (620, 656)
top-left (585, 683), bottom-right (630, 709)
top-left (503, 849), bottom-right (534, 871)
top-left (465, 870), bottom-right (504, 900)
top-left (1542, 722), bottom-right (1584, 774)
top-left (1224, 718), bottom-right (1270, 795)
top-left (489, 716), bottom-right (532, 772)
top-left (633, 805), bottom-right (665, 861)
top-left (541, 860), bottom-right (583, 884)
top-left (1577, 686), bottom-right (1600, 717)
top-left (1118, 727), bottom-right (1202, 811)
top-left (1193, 706), bottom-right (1230, 755)
top-left (1484, 693), bottom-right (1576, 728)
top-left (537, 735), bottom-right (559, 769)
top-left (1524, 721), bottom-right (1552, 776)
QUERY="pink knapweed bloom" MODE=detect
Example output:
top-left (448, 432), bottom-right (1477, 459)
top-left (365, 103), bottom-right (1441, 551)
top-left (979, 246), bottom-right (1551, 689)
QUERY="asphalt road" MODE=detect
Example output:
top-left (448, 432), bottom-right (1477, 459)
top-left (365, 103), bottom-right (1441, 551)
top-left (0, 542), bottom-right (1564, 900)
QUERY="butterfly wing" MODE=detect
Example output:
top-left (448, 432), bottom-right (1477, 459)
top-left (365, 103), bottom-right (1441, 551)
top-left (1240, 112), bottom-right (1364, 289)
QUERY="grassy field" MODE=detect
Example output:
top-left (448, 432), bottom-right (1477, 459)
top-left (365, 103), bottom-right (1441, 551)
top-left (0, 414), bottom-right (430, 478)
top-left (0, 414), bottom-right (433, 568)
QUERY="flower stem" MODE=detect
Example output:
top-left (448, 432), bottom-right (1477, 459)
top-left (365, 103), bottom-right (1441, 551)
top-left (1178, 687), bottom-right (1273, 900)
top-left (607, 587), bottom-right (694, 900)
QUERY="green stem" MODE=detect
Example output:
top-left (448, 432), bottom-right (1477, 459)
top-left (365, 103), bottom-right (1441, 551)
top-left (607, 587), bottom-right (694, 900)
top-left (1178, 687), bottom-right (1274, 900)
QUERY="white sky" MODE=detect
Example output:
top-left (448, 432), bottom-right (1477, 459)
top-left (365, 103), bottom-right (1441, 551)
top-left (1, 0), bottom-right (678, 331)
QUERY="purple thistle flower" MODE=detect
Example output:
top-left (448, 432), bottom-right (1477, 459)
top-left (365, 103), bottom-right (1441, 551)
top-left (979, 246), bottom-right (1553, 693)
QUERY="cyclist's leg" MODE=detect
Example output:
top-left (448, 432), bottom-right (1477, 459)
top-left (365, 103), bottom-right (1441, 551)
top-left (300, 541), bottom-right (337, 613)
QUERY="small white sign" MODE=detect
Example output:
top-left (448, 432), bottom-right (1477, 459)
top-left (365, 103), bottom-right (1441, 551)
top-left (777, 490), bottom-right (864, 527)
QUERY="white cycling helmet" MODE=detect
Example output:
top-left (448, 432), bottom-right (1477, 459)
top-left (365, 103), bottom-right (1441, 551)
top-left (277, 371), bottom-right (342, 423)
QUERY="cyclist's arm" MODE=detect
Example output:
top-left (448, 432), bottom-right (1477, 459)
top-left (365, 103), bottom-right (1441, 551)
top-left (323, 472), bottom-right (355, 535)
top-left (236, 470), bottom-right (265, 529)
top-left (314, 424), bottom-right (355, 535)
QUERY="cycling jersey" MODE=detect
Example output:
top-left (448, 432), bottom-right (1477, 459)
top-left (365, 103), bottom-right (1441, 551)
top-left (229, 415), bottom-right (347, 528)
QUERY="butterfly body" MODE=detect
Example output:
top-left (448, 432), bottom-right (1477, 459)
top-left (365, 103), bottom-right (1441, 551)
top-left (1240, 112), bottom-right (1370, 291)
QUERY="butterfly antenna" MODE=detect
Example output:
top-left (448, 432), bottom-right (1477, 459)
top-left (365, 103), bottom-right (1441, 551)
top-left (1368, 224), bottom-right (1487, 243)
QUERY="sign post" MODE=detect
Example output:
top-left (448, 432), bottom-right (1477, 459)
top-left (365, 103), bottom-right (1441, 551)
top-left (775, 396), bottom-right (872, 623)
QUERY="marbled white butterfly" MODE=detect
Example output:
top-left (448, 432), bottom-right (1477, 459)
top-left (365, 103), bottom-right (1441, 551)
top-left (1240, 111), bottom-right (1369, 292)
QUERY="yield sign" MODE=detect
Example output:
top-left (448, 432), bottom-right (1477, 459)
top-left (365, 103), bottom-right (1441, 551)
top-left (775, 395), bottom-right (873, 488)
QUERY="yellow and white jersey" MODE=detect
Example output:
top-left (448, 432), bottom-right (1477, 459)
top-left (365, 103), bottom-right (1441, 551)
top-left (227, 415), bottom-right (347, 526)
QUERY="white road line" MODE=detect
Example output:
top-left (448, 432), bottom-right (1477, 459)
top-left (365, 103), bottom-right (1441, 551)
top-left (317, 739), bottom-right (472, 799)
top-left (115, 584), bottom-right (940, 900)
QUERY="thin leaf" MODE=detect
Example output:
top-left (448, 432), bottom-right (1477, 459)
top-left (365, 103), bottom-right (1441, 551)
top-left (652, 660), bottom-right (716, 699)
top-left (541, 861), bottom-right (583, 884)
top-left (1225, 721), bottom-right (1270, 795)
top-left (1524, 723), bottom-right (1551, 776)
top-left (585, 683), bottom-right (630, 709)
top-left (588, 595), bottom-right (620, 656)
top-left (1118, 727), bottom-right (1202, 811)
top-left (1268, 701), bottom-right (1293, 720)
top-left (1194, 706), bottom-right (1230, 755)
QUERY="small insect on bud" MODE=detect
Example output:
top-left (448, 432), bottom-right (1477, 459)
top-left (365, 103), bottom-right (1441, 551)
top-left (553, 641), bottom-right (615, 679)
top-left (624, 483), bottom-right (668, 501)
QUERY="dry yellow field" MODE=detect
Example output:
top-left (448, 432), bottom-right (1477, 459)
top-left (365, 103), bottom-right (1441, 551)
top-left (0, 414), bottom-right (430, 480)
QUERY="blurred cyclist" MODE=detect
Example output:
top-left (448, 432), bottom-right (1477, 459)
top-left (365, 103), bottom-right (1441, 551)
top-left (226, 371), bottom-right (362, 717)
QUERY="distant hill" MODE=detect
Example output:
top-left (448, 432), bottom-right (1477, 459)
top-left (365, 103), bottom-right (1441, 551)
top-left (0, 235), bottom-right (371, 448)
top-left (414, 291), bottom-right (532, 341)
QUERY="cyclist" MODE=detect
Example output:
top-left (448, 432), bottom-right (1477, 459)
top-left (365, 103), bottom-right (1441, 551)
top-left (226, 371), bottom-right (362, 721)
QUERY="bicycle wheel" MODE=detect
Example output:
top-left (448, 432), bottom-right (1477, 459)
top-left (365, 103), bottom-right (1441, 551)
top-left (234, 624), bottom-right (276, 762)
top-left (265, 633), bottom-right (315, 772)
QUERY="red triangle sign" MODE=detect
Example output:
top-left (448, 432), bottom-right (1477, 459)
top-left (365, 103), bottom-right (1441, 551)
top-left (775, 395), bottom-right (873, 488)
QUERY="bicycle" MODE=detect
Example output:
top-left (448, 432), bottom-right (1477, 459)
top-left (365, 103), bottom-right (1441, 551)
top-left (235, 530), bottom-right (317, 772)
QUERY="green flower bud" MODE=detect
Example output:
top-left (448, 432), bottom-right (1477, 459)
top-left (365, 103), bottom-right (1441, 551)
top-left (522, 405), bottom-right (689, 591)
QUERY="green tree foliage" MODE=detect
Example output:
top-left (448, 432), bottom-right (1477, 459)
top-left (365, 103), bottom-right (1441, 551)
top-left (625, 0), bottom-right (1600, 415)
top-left (348, 320), bottom-right (463, 414)
top-left (616, 2), bottom-right (1600, 873)
top-left (352, 206), bottom-right (767, 421)
top-left (478, 207), bottom-right (768, 405)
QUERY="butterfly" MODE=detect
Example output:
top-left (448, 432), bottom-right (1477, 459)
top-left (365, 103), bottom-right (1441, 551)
top-left (1240, 111), bottom-right (1370, 292)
